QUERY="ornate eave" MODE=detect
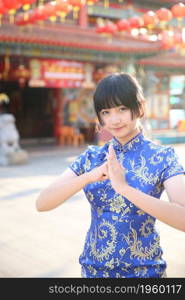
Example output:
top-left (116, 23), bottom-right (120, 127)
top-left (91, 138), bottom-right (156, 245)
top-left (131, 0), bottom-right (185, 10)
top-left (137, 51), bottom-right (185, 73)
top-left (0, 23), bottom-right (161, 63)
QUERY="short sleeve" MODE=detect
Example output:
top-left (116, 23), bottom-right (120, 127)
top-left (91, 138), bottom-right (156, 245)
top-left (68, 146), bottom-right (94, 176)
top-left (160, 147), bottom-right (185, 183)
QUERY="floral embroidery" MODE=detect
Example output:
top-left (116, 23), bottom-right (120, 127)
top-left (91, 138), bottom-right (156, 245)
top-left (90, 220), bottom-right (117, 262)
top-left (109, 195), bottom-right (127, 213)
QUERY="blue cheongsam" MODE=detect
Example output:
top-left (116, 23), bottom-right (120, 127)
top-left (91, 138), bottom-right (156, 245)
top-left (69, 132), bottom-right (185, 278)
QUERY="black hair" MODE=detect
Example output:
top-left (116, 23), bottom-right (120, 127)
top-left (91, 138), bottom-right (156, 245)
top-left (93, 73), bottom-right (145, 125)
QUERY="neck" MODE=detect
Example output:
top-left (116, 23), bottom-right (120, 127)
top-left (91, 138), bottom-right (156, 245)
top-left (115, 127), bottom-right (141, 145)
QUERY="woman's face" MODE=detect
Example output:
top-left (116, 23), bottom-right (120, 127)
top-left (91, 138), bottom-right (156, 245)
top-left (99, 105), bottom-right (140, 144)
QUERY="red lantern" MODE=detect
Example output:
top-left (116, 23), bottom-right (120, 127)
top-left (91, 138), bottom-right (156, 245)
top-left (96, 24), bottom-right (106, 34)
top-left (0, 0), bottom-right (7, 14)
top-left (17, 0), bottom-right (35, 4)
top-left (96, 21), bottom-right (117, 35)
top-left (171, 3), bottom-right (185, 19)
top-left (117, 19), bottom-right (130, 32)
top-left (55, 0), bottom-right (70, 13)
top-left (129, 16), bottom-right (144, 29)
top-left (55, 0), bottom-right (71, 21)
top-left (2, 0), bottom-right (21, 23)
top-left (42, 2), bottom-right (58, 19)
top-left (68, 0), bottom-right (83, 8)
top-left (0, 0), bottom-right (7, 26)
top-left (32, 5), bottom-right (47, 22)
top-left (17, 0), bottom-right (36, 13)
top-left (2, 0), bottom-right (21, 10)
top-left (156, 7), bottom-right (173, 22)
top-left (103, 21), bottom-right (117, 35)
top-left (143, 11), bottom-right (159, 28)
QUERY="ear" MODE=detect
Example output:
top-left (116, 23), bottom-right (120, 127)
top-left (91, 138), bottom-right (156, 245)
top-left (139, 101), bottom-right (146, 118)
top-left (95, 123), bottom-right (101, 133)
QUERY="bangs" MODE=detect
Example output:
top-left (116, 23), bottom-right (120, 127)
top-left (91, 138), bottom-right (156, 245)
top-left (95, 95), bottom-right (124, 112)
top-left (93, 73), bottom-right (144, 125)
top-left (93, 76), bottom-right (130, 113)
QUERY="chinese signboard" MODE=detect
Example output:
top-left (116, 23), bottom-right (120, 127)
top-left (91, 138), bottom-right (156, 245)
top-left (29, 59), bottom-right (85, 88)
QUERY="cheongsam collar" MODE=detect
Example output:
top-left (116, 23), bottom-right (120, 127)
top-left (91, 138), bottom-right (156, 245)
top-left (111, 131), bottom-right (145, 153)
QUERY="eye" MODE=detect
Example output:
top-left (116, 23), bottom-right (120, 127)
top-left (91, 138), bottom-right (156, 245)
top-left (119, 106), bottom-right (127, 112)
top-left (101, 110), bottom-right (109, 116)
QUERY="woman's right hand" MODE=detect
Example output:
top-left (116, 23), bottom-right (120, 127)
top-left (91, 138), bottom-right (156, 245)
top-left (87, 162), bottom-right (109, 183)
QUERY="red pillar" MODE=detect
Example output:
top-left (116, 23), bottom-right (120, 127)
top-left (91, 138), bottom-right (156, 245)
top-left (78, 4), bottom-right (88, 28)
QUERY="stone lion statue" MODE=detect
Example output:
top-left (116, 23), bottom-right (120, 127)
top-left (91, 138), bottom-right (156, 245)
top-left (0, 113), bottom-right (28, 166)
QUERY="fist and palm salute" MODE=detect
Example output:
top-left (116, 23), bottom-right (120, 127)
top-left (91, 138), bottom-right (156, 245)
top-left (90, 144), bottom-right (126, 194)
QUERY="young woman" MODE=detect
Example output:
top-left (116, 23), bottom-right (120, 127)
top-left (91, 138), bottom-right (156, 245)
top-left (36, 73), bottom-right (185, 278)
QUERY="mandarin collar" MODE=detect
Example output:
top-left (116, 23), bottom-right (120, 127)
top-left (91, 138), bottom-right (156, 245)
top-left (111, 131), bottom-right (145, 153)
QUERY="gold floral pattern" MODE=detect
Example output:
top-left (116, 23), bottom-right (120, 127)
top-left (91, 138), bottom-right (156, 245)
top-left (139, 216), bottom-right (155, 237)
top-left (90, 220), bottom-right (117, 262)
top-left (124, 223), bottom-right (160, 261)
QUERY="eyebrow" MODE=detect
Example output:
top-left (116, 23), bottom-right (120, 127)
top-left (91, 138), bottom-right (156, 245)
top-left (101, 105), bottom-right (126, 110)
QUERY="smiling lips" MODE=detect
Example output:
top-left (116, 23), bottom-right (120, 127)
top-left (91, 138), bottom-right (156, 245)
top-left (112, 126), bottom-right (125, 131)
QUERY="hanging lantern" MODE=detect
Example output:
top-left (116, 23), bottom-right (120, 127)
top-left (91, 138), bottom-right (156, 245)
top-left (129, 16), bottom-right (144, 29)
top-left (17, 0), bottom-right (36, 11)
top-left (143, 10), bottom-right (159, 30)
top-left (96, 18), bottom-right (106, 33)
top-left (156, 7), bottom-right (173, 29)
top-left (55, 0), bottom-right (71, 22)
top-left (43, 1), bottom-right (58, 19)
top-left (116, 19), bottom-right (130, 32)
top-left (171, 3), bottom-right (185, 19)
top-left (43, 1), bottom-right (58, 23)
top-left (2, 0), bottom-right (21, 23)
top-left (96, 20), bottom-right (117, 42)
top-left (32, 5), bottom-right (47, 22)
top-left (103, 21), bottom-right (117, 35)
top-left (156, 7), bottom-right (173, 22)
top-left (12, 65), bottom-right (30, 88)
top-left (15, 1), bottom-right (36, 22)
top-left (0, 1), bottom-right (8, 26)
top-left (2, 0), bottom-right (20, 10)
top-left (96, 25), bottom-right (106, 33)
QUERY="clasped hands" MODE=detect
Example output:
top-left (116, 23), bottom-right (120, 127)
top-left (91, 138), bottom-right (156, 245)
top-left (89, 144), bottom-right (127, 194)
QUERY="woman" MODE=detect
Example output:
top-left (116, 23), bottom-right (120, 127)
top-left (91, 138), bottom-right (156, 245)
top-left (36, 73), bottom-right (185, 278)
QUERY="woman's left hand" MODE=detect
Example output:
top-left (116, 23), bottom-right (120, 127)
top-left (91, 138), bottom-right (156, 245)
top-left (107, 144), bottom-right (127, 194)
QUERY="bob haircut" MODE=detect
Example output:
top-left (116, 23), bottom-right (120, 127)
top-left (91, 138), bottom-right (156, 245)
top-left (93, 73), bottom-right (145, 125)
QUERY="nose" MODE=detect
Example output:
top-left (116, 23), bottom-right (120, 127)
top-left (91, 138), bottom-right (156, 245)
top-left (110, 113), bottom-right (121, 125)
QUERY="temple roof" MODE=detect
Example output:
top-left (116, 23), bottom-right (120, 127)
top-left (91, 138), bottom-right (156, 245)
top-left (138, 52), bottom-right (185, 68)
top-left (0, 23), bottom-right (161, 59)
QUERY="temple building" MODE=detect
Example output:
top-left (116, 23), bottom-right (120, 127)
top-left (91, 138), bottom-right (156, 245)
top-left (0, 0), bottom-right (184, 145)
